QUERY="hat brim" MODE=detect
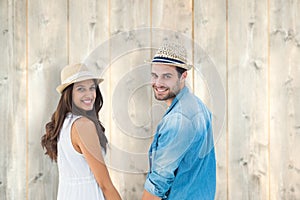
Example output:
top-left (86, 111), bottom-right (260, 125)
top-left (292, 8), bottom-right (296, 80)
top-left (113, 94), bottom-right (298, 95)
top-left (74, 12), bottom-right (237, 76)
top-left (56, 77), bottom-right (104, 94)
top-left (145, 60), bottom-right (193, 70)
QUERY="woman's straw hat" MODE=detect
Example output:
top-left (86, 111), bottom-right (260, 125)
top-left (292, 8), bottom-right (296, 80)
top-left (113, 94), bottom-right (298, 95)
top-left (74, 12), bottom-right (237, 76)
top-left (56, 63), bottom-right (103, 93)
top-left (147, 41), bottom-right (193, 70)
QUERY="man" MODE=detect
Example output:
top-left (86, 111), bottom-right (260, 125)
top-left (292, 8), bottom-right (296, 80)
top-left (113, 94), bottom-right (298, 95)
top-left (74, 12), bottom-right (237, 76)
top-left (142, 42), bottom-right (216, 200)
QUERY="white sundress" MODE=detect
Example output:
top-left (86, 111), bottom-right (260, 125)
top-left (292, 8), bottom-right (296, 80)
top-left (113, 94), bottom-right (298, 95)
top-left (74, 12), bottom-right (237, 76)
top-left (57, 113), bottom-right (105, 200)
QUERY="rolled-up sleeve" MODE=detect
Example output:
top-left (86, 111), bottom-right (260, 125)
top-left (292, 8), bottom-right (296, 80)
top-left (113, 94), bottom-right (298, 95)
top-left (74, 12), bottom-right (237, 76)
top-left (144, 112), bottom-right (200, 198)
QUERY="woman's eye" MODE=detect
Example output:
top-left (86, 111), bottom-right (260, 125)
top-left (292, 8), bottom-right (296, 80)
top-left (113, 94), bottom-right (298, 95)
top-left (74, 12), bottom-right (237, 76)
top-left (77, 87), bottom-right (85, 92)
top-left (90, 86), bottom-right (96, 91)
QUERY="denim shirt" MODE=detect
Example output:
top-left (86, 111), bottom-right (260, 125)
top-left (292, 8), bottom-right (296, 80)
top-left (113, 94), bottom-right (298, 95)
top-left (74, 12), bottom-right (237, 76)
top-left (144, 86), bottom-right (216, 200)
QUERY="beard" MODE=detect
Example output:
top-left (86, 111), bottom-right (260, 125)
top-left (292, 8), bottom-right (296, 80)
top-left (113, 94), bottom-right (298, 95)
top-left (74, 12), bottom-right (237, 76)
top-left (154, 89), bottom-right (176, 101)
top-left (153, 85), bottom-right (180, 101)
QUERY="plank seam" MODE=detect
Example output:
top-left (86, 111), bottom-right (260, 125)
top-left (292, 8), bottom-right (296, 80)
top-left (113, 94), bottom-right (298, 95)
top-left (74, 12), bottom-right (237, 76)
top-left (267, 0), bottom-right (271, 199)
top-left (26, 0), bottom-right (29, 199)
top-left (226, 0), bottom-right (229, 199)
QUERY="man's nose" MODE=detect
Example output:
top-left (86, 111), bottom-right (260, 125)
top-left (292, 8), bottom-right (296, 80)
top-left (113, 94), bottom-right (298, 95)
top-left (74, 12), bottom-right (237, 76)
top-left (153, 77), bottom-right (164, 86)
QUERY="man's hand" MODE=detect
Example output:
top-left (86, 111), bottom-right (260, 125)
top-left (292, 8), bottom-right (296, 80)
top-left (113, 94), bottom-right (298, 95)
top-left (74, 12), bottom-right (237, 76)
top-left (141, 190), bottom-right (161, 200)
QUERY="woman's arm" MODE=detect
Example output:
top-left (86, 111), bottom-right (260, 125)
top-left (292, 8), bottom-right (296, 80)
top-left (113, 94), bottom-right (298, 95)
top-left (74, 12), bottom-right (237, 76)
top-left (72, 118), bottom-right (121, 200)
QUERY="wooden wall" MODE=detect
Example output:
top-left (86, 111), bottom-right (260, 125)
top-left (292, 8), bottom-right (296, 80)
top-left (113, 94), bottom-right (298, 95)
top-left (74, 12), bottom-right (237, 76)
top-left (0, 0), bottom-right (299, 199)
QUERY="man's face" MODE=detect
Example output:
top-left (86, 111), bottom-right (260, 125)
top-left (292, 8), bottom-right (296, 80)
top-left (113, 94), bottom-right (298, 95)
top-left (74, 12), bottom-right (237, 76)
top-left (151, 64), bottom-right (186, 106)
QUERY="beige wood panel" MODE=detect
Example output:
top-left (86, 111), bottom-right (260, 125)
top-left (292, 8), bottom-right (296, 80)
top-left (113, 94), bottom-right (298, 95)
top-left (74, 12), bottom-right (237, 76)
top-left (69, 0), bottom-right (110, 63)
top-left (108, 1), bottom-right (152, 199)
top-left (270, 0), bottom-right (300, 199)
top-left (108, 50), bottom-right (152, 198)
top-left (27, 1), bottom-right (68, 199)
top-left (228, 0), bottom-right (269, 199)
top-left (193, 1), bottom-right (227, 199)
top-left (152, 0), bottom-right (192, 35)
top-left (0, 0), bottom-right (10, 199)
top-left (0, 1), bottom-right (12, 199)
top-left (2, 0), bottom-right (28, 199)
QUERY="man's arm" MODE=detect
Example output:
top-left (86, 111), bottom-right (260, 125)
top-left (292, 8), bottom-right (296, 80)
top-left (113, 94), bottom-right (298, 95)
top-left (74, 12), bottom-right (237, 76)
top-left (143, 114), bottom-right (195, 199)
top-left (142, 190), bottom-right (161, 200)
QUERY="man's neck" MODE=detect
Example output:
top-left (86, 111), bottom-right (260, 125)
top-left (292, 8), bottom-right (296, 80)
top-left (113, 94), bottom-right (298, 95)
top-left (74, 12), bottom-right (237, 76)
top-left (166, 98), bottom-right (175, 107)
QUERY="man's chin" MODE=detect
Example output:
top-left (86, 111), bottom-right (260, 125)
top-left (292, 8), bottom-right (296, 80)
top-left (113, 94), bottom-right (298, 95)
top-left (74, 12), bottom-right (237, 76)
top-left (154, 96), bottom-right (164, 101)
top-left (155, 93), bottom-right (174, 101)
top-left (154, 93), bottom-right (166, 101)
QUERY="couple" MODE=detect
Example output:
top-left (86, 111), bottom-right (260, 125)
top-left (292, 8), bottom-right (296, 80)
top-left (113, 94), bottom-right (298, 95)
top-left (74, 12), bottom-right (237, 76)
top-left (41, 42), bottom-right (216, 200)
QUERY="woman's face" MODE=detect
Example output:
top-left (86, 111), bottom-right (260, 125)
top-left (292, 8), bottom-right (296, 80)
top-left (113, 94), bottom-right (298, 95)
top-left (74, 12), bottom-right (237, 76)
top-left (72, 79), bottom-right (96, 111)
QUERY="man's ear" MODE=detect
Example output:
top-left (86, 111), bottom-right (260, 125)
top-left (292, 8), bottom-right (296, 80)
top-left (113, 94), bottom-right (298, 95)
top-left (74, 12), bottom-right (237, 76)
top-left (180, 71), bottom-right (187, 81)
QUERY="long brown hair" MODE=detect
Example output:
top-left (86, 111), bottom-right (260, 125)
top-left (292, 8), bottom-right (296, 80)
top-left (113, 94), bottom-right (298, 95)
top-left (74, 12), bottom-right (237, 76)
top-left (41, 81), bottom-right (107, 161)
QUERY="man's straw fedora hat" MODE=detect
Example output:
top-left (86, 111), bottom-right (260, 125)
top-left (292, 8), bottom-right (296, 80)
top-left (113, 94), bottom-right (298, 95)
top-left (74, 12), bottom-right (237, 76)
top-left (56, 63), bottom-right (103, 93)
top-left (147, 41), bottom-right (193, 70)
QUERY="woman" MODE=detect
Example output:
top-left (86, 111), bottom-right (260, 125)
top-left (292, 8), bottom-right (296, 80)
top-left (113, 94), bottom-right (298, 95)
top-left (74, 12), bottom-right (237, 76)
top-left (41, 63), bottom-right (121, 200)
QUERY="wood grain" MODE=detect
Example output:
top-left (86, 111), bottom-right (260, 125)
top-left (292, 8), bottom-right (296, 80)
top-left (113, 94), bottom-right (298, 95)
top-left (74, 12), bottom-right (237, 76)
top-left (228, 0), bottom-right (269, 199)
top-left (269, 0), bottom-right (300, 199)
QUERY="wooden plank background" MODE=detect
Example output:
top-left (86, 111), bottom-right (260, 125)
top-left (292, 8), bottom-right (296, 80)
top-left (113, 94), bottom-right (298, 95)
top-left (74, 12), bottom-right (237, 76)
top-left (1, 0), bottom-right (299, 199)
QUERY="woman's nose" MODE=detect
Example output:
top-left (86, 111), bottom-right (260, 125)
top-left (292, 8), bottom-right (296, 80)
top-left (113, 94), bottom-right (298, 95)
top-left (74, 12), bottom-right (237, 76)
top-left (85, 90), bottom-right (94, 97)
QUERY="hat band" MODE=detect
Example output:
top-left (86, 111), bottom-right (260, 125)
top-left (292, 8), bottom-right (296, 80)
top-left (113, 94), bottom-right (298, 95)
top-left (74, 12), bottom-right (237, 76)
top-left (62, 71), bottom-right (94, 84)
top-left (152, 56), bottom-right (186, 65)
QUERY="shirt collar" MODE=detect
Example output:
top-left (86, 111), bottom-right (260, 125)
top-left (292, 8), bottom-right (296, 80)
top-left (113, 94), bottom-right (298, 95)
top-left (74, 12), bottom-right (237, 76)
top-left (164, 86), bottom-right (189, 115)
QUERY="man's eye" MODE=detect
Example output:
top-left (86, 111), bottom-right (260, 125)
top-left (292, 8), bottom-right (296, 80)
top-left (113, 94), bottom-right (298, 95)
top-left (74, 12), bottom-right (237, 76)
top-left (151, 74), bottom-right (158, 79)
top-left (164, 75), bottom-right (171, 79)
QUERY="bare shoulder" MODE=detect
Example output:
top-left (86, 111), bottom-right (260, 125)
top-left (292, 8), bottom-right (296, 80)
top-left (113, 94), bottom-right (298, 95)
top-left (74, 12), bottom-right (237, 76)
top-left (73, 117), bottom-right (97, 134)
top-left (72, 117), bottom-right (103, 161)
